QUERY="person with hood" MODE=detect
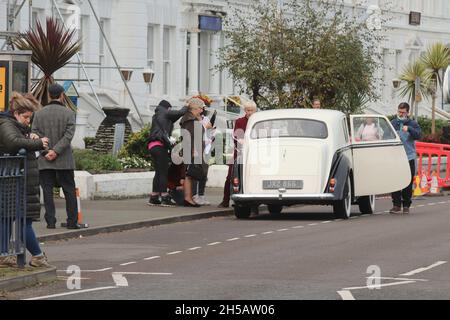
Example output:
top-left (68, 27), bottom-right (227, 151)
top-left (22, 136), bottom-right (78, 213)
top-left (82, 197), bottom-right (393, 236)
top-left (148, 100), bottom-right (187, 206)
top-left (389, 102), bottom-right (421, 214)
top-left (0, 92), bottom-right (52, 268)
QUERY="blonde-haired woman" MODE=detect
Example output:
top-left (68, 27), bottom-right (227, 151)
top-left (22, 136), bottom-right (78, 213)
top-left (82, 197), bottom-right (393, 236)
top-left (0, 92), bottom-right (52, 268)
top-left (180, 98), bottom-right (207, 207)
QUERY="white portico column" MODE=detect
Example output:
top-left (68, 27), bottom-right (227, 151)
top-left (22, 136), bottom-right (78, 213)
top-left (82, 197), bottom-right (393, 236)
top-left (189, 31), bottom-right (199, 96)
top-left (209, 32), bottom-right (221, 96)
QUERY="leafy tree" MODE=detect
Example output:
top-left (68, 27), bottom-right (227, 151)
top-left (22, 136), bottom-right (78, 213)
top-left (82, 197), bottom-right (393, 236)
top-left (420, 42), bottom-right (450, 134)
top-left (218, 0), bottom-right (383, 114)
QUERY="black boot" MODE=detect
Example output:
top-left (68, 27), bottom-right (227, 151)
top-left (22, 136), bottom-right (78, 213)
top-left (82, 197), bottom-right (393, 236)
top-left (148, 195), bottom-right (161, 206)
top-left (161, 195), bottom-right (177, 207)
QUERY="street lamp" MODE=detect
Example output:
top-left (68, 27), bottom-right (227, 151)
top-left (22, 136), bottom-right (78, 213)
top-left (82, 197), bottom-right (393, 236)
top-left (142, 68), bottom-right (155, 85)
top-left (120, 68), bottom-right (133, 107)
top-left (392, 78), bottom-right (401, 89)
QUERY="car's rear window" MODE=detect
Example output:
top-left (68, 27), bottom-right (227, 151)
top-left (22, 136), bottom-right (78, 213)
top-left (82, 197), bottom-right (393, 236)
top-left (250, 118), bottom-right (328, 139)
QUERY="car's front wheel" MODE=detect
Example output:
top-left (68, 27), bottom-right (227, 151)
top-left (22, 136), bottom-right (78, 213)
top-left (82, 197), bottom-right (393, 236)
top-left (333, 176), bottom-right (352, 219)
top-left (358, 195), bottom-right (375, 214)
top-left (234, 204), bottom-right (251, 219)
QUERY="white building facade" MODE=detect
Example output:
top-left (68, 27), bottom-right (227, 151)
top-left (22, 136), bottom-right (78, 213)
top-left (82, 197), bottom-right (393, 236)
top-left (1, 0), bottom-right (450, 134)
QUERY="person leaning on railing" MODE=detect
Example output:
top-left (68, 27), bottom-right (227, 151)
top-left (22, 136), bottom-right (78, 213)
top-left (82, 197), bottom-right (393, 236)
top-left (0, 92), bottom-right (52, 268)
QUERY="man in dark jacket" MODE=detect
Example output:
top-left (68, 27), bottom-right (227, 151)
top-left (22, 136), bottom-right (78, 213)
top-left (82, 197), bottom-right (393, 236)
top-left (31, 84), bottom-right (79, 229)
top-left (390, 102), bottom-right (421, 214)
top-left (148, 100), bottom-right (187, 206)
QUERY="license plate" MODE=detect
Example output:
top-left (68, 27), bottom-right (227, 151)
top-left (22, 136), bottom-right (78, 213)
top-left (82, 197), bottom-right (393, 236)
top-left (263, 180), bottom-right (303, 190)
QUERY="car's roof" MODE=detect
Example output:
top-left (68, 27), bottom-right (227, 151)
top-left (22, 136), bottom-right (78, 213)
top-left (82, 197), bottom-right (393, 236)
top-left (249, 108), bottom-right (346, 124)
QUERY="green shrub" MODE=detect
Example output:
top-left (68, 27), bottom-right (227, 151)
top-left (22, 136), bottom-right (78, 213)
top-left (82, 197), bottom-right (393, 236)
top-left (73, 149), bottom-right (123, 173)
top-left (83, 137), bottom-right (96, 149)
top-left (118, 124), bottom-right (152, 161)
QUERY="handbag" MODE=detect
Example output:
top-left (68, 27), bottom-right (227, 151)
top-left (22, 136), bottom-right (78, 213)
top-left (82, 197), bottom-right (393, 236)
top-left (186, 163), bottom-right (206, 180)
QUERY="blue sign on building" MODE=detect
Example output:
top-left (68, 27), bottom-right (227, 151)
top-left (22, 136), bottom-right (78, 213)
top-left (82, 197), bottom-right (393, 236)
top-left (198, 15), bottom-right (222, 32)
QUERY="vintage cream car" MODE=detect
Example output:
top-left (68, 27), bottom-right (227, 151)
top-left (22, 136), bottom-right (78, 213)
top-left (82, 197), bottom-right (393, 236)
top-left (230, 109), bottom-right (411, 219)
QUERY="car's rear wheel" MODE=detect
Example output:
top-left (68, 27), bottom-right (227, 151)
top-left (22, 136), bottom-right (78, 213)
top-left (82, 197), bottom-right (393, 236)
top-left (268, 205), bottom-right (283, 216)
top-left (358, 195), bottom-right (375, 214)
top-left (333, 176), bottom-right (352, 219)
top-left (234, 204), bottom-right (251, 219)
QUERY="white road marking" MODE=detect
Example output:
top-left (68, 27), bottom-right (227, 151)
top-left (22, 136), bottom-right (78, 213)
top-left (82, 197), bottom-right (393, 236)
top-left (120, 262), bottom-right (137, 266)
top-left (188, 247), bottom-right (201, 251)
top-left (292, 226), bottom-right (304, 229)
top-left (226, 238), bottom-right (240, 242)
top-left (350, 216), bottom-right (359, 219)
top-left (244, 234), bottom-right (257, 238)
top-left (112, 272), bottom-right (172, 287)
top-left (25, 286), bottom-right (117, 300)
top-left (144, 256), bottom-right (160, 261)
top-left (262, 231), bottom-right (274, 234)
top-left (368, 277), bottom-right (427, 282)
top-left (57, 267), bottom-right (112, 273)
top-left (417, 205), bottom-right (425, 207)
top-left (57, 276), bottom-right (90, 281)
top-left (308, 223), bottom-right (318, 226)
top-left (428, 203), bottom-right (436, 206)
top-left (343, 280), bottom-right (416, 290)
top-left (334, 219), bottom-right (343, 221)
top-left (438, 201), bottom-right (447, 204)
top-left (400, 261), bottom-right (447, 277)
top-left (337, 290), bottom-right (355, 300)
top-left (277, 228), bottom-right (289, 232)
top-left (167, 251), bottom-right (183, 255)
top-left (207, 242), bottom-right (222, 246)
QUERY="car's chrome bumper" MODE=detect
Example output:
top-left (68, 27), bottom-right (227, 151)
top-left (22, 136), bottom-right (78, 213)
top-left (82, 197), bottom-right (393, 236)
top-left (231, 193), bottom-right (336, 203)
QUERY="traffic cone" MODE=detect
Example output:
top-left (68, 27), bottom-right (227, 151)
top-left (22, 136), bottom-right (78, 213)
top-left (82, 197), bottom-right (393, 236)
top-left (76, 188), bottom-right (89, 228)
top-left (428, 171), bottom-right (443, 197)
top-left (413, 175), bottom-right (423, 197)
top-left (420, 172), bottom-right (430, 194)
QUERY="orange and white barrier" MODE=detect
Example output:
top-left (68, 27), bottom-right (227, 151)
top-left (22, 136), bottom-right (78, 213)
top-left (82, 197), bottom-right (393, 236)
top-left (415, 142), bottom-right (450, 191)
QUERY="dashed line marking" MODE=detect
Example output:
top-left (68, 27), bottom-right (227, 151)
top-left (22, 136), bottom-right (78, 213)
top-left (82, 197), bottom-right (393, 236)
top-left (337, 290), bottom-right (355, 300)
top-left (292, 226), bottom-right (304, 229)
top-left (207, 242), bottom-right (222, 246)
top-left (438, 201), bottom-right (447, 204)
top-left (308, 223), bottom-right (318, 226)
top-left (167, 251), bottom-right (183, 255)
top-left (417, 204), bottom-right (425, 207)
top-left (262, 231), bottom-right (274, 234)
top-left (277, 228), bottom-right (289, 232)
top-left (120, 262), bottom-right (137, 266)
top-left (321, 221), bottom-right (332, 224)
top-left (226, 238), bottom-right (240, 242)
top-left (428, 203), bottom-right (436, 206)
top-left (188, 247), bottom-right (201, 251)
top-left (144, 256), bottom-right (160, 261)
top-left (244, 234), bottom-right (257, 238)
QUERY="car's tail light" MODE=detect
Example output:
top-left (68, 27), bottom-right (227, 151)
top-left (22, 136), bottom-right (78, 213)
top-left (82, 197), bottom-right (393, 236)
top-left (329, 178), bottom-right (336, 192)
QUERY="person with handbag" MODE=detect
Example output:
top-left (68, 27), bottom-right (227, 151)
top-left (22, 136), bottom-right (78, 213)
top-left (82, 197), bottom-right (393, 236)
top-left (148, 100), bottom-right (187, 206)
top-left (180, 98), bottom-right (208, 207)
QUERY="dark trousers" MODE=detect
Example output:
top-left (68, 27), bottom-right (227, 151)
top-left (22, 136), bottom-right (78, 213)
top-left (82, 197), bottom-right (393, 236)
top-left (392, 160), bottom-right (416, 208)
top-left (40, 170), bottom-right (78, 226)
top-left (150, 146), bottom-right (170, 194)
top-left (222, 164), bottom-right (233, 204)
top-left (193, 166), bottom-right (209, 196)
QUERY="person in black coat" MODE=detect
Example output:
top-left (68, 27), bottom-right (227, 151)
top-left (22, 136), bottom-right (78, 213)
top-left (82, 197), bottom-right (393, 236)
top-left (147, 100), bottom-right (187, 206)
top-left (0, 92), bottom-right (52, 268)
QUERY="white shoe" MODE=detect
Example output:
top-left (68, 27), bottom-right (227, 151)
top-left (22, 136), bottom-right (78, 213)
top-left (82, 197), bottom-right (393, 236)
top-left (199, 196), bottom-right (210, 205)
top-left (193, 195), bottom-right (204, 205)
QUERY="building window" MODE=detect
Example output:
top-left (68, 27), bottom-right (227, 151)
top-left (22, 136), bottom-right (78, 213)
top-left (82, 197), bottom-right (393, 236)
top-left (147, 25), bottom-right (155, 94)
top-left (163, 27), bottom-right (171, 96)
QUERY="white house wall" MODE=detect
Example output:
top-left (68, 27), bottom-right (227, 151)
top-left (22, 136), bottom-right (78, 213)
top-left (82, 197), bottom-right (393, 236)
top-left (1, 0), bottom-right (450, 126)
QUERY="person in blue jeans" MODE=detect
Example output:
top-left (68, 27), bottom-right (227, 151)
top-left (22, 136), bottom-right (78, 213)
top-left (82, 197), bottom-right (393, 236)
top-left (390, 102), bottom-right (422, 214)
top-left (0, 92), bottom-right (52, 268)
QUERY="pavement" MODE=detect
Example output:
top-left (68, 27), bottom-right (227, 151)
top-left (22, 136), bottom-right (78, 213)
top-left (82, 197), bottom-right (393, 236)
top-left (34, 188), bottom-right (232, 242)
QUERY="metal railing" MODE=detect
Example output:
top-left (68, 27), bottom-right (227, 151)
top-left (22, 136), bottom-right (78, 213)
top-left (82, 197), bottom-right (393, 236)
top-left (0, 150), bottom-right (27, 268)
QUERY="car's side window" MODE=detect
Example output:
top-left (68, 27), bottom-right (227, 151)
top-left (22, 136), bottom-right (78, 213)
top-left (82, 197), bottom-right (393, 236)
top-left (351, 116), bottom-right (397, 143)
top-left (342, 118), bottom-right (350, 143)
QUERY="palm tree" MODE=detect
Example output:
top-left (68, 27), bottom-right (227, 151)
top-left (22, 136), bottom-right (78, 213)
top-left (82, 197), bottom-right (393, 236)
top-left (397, 59), bottom-right (432, 119)
top-left (13, 18), bottom-right (81, 111)
top-left (420, 42), bottom-right (450, 134)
